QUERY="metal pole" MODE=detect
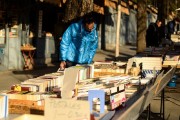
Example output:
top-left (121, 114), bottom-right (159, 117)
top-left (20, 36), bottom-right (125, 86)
top-left (162, 89), bottom-right (165, 120)
top-left (115, 0), bottom-right (121, 58)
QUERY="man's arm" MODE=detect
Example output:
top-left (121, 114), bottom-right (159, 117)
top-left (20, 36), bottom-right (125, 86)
top-left (59, 25), bottom-right (72, 61)
top-left (59, 25), bottom-right (72, 69)
top-left (88, 31), bottom-right (98, 64)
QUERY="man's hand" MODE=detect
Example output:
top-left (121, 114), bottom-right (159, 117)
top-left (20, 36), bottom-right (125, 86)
top-left (60, 61), bottom-right (66, 70)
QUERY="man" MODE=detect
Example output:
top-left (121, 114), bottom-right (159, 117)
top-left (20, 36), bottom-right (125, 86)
top-left (146, 19), bottom-right (162, 47)
top-left (167, 18), bottom-right (180, 39)
top-left (59, 13), bottom-right (98, 70)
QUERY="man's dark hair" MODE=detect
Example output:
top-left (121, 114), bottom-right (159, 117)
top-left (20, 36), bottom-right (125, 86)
top-left (82, 13), bottom-right (95, 24)
top-left (156, 19), bottom-right (162, 23)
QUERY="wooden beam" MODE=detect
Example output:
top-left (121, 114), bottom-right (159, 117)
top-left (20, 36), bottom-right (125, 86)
top-left (93, 3), bottom-right (104, 14)
top-left (129, 0), bottom-right (133, 6)
top-left (105, 0), bottom-right (127, 7)
top-left (121, 6), bottom-right (129, 15)
top-left (134, 4), bottom-right (137, 9)
top-left (104, 0), bottom-right (116, 9)
top-left (121, 1), bottom-right (127, 7)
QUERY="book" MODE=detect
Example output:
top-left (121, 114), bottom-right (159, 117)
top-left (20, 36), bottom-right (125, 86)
top-left (0, 94), bottom-right (8, 119)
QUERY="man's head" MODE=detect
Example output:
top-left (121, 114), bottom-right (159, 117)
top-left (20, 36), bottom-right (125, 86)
top-left (156, 19), bottom-right (162, 27)
top-left (83, 13), bottom-right (95, 32)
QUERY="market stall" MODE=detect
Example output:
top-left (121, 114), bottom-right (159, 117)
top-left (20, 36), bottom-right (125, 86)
top-left (0, 47), bottom-right (179, 120)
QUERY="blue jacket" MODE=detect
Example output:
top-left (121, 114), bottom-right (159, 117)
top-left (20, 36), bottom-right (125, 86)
top-left (59, 20), bottom-right (98, 64)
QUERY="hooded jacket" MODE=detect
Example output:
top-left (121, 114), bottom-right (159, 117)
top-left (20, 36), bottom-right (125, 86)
top-left (59, 20), bottom-right (98, 64)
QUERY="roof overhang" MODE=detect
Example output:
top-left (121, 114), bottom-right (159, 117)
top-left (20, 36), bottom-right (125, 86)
top-left (104, 0), bottom-right (130, 15)
top-left (40, 0), bottom-right (130, 15)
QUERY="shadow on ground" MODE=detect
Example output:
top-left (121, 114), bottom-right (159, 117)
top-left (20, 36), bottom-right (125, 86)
top-left (138, 111), bottom-right (164, 120)
top-left (98, 49), bottom-right (136, 62)
top-left (11, 62), bottom-right (59, 78)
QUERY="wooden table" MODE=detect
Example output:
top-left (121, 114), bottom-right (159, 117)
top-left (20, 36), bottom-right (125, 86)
top-left (21, 47), bottom-right (36, 70)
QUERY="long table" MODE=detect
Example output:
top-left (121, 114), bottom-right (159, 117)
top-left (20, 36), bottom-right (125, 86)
top-left (101, 66), bottom-right (176, 120)
top-left (2, 67), bottom-right (176, 120)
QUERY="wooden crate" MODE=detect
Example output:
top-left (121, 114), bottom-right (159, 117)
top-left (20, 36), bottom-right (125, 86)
top-left (9, 99), bottom-right (44, 115)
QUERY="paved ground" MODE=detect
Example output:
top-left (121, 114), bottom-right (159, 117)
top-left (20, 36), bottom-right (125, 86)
top-left (0, 45), bottom-right (179, 120)
top-left (0, 45), bottom-right (137, 90)
top-left (138, 80), bottom-right (180, 120)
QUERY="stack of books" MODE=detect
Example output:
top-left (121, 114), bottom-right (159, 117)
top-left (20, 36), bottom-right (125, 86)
top-left (94, 61), bottom-right (126, 77)
top-left (163, 52), bottom-right (180, 66)
top-left (142, 57), bottom-right (162, 70)
top-left (77, 75), bottom-right (130, 110)
top-left (11, 72), bottom-right (64, 92)
top-left (75, 64), bottom-right (94, 81)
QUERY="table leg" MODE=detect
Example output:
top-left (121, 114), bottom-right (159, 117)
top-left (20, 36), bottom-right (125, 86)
top-left (22, 52), bottom-right (29, 70)
top-left (21, 50), bottom-right (35, 70)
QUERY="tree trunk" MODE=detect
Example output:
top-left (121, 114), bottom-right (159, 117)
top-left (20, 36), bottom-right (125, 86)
top-left (157, 0), bottom-right (166, 23)
top-left (137, 0), bottom-right (147, 53)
